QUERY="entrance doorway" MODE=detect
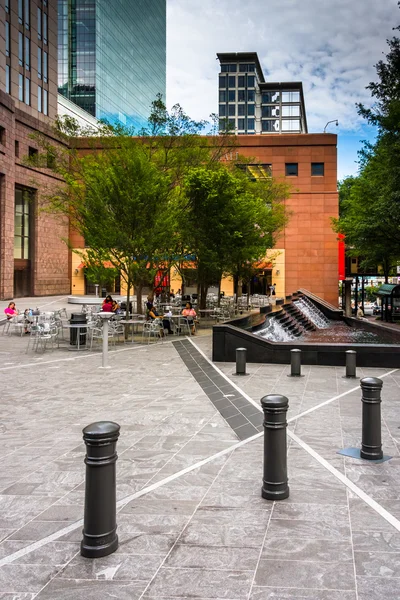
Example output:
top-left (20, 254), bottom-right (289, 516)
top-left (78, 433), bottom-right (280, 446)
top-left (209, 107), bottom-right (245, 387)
top-left (13, 188), bottom-right (34, 297)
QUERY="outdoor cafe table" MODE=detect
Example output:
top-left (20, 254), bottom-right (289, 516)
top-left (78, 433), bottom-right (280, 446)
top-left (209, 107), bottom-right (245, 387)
top-left (198, 309), bottom-right (215, 317)
top-left (119, 319), bottom-right (145, 342)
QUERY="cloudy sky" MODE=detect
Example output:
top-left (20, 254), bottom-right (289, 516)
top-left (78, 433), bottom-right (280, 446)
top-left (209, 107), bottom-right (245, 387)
top-left (166, 0), bottom-right (400, 180)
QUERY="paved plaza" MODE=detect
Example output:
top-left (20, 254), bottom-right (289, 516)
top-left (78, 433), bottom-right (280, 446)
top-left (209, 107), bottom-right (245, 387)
top-left (0, 297), bottom-right (400, 599)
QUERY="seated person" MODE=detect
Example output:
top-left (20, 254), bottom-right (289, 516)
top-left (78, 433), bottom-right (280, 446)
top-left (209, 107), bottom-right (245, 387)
top-left (147, 298), bottom-right (173, 335)
top-left (101, 295), bottom-right (114, 312)
top-left (182, 302), bottom-right (197, 335)
top-left (4, 302), bottom-right (18, 320)
top-left (112, 300), bottom-right (121, 314)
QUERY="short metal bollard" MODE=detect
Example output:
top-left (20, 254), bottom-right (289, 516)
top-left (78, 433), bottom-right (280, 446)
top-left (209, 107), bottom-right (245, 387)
top-left (360, 377), bottom-right (383, 460)
top-left (261, 394), bottom-right (289, 501)
top-left (288, 349), bottom-right (302, 377)
top-left (235, 347), bottom-right (247, 376)
top-left (344, 350), bottom-right (357, 378)
top-left (81, 421), bottom-right (120, 558)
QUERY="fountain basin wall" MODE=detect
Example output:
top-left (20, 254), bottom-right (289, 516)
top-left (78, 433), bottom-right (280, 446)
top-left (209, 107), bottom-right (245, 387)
top-left (212, 302), bottom-right (400, 368)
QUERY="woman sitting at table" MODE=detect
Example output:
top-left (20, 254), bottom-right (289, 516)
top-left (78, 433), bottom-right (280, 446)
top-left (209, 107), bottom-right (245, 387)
top-left (4, 302), bottom-right (18, 319)
top-left (101, 295), bottom-right (114, 312)
top-left (182, 302), bottom-right (197, 335)
top-left (112, 299), bottom-right (121, 314)
top-left (146, 298), bottom-right (173, 335)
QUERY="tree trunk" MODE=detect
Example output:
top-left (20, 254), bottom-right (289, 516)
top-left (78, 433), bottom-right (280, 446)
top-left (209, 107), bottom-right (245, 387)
top-left (136, 284), bottom-right (143, 315)
top-left (124, 277), bottom-right (131, 340)
top-left (200, 282), bottom-right (208, 309)
top-left (217, 278), bottom-right (221, 307)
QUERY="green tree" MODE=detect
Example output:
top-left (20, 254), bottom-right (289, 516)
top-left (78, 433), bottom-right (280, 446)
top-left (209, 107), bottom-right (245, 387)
top-left (178, 167), bottom-right (288, 308)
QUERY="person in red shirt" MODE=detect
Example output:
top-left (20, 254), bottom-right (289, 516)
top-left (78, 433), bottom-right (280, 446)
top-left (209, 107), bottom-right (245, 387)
top-left (101, 295), bottom-right (114, 312)
top-left (182, 302), bottom-right (197, 335)
top-left (4, 302), bottom-right (18, 319)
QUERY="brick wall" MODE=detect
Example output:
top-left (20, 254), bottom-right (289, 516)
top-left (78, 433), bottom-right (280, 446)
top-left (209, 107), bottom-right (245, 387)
top-left (0, 90), bottom-right (70, 299)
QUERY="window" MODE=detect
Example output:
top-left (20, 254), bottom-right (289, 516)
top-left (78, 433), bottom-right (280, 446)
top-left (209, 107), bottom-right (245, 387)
top-left (247, 90), bottom-right (255, 102)
top-left (25, 0), bottom-right (30, 29)
top-left (262, 106), bottom-right (272, 118)
top-left (228, 104), bottom-right (235, 116)
top-left (238, 75), bottom-right (245, 87)
top-left (247, 104), bottom-right (255, 116)
top-left (219, 119), bottom-right (228, 131)
top-left (247, 75), bottom-right (255, 88)
top-left (25, 77), bottom-right (30, 105)
top-left (247, 118), bottom-right (255, 130)
top-left (282, 105), bottom-right (300, 117)
top-left (238, 118), bottom-right (245, 130)
top-left (18, 74), bottom-right (24, 101)
top-left (262, 91), bottom-right (280, 104)
top-left (285, 163), bottom-right (298, 176)
top-left (219, 104), bottom-right (226, 117)
top-left (43, 88), bottom-right (48, 115)
top-left (262, 120), bottom-right (277, 132)
top-left (28, 146), bottom-right (38, 159)
top-left (38, 47), bottom-right (42, 79)
top-left (14, 188), bottom-right (32, 260)
top-left (282, 91), bottom-right (300, 103)
top-left (238, 90), bottom-right (245, 102)
top-left (282, 119), bottom-right (300, 131)
top-left (19, 32), bottom-right (24, 66)
top-left (37, 7), bottom-right (42, 40)
top-left (0, 126), bottom-right (5, 145)
top-left (219, 75), bottom-right (226, 88)
top-left (311, 162), bottom-right (324, 176)
top-left (43, 11), bottom-right (47, 44)
top-left (219, 90), bottom-right (226, 102)
top-left (228, 76), bottom-right (236, 88)
top-left (228, 118), bottom-right (235, 130)
top-left (15, 141), bottom-right (20, 157)
top-left (18, 0), bottom-right (23, 23)
top-left (5, 65), bottom-right (11, 94)
top-left (221, 63), bottom-right (236, 72)
top-left (228, 90), bottom-right (236, 102)
top-left (5, 0), bottom-right (9, 13)
top-left (238, 104), bottom-right (245, 116)
top-left (37, 85), bottom-right (42, 112)
top-left (5, 22), bottom-right (10, 57)
top-left (25, 37), bottom-right (30, 70)
top-left (239, 63), bottom-right (255, 72)
top-left (43, 51), bottom-right (48, 82)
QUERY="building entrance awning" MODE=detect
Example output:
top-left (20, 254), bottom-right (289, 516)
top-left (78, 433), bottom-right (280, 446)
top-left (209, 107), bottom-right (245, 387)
top-left (376, 284), bottom-right (400, 297)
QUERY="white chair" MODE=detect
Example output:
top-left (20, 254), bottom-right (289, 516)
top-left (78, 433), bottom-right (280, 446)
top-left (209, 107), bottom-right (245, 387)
top-left (8, 316), bottom-right (25, 336)
top-left (90, 323), bottom-right (116, 350)
top-left (142, 320), bottom-right (164, 344)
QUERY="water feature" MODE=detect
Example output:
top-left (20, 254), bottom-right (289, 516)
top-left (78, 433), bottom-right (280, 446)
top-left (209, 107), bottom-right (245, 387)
top-left (294, 297), bottom-right (330, 328)
top-left (257, 317), bottom-right (294, 342)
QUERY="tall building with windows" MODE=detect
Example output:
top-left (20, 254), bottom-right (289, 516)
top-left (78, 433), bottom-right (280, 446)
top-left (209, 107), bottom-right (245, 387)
top-left (217, 52), bottom-right (307, 135)
top-left (58, 0), bottom-right (166, 129)
top-left (0, 0), bottom-right (70, 299)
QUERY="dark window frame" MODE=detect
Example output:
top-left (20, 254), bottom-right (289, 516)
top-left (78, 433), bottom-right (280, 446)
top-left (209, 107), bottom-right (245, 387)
top-left (311, 162), bottom-right (325, 176)
top-left (285, 163), bottom-right (298, 176)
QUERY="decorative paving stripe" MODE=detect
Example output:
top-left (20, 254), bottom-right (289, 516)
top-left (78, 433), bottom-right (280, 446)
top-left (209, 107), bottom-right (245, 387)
top-left (173, 339), bottom-right (263, 439)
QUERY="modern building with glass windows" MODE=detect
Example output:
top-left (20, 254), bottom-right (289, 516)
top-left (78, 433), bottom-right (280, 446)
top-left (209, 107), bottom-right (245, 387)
top-left (58, 0), bottom-right (166, 129)
top-left (217, 52), bottom-right (308, 135)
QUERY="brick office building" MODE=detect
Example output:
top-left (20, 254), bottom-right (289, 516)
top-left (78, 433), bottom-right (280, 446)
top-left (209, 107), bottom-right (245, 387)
top-left (0, 0), bottom-right (70, 299)
top-left (233, 133), bottom-right (338, 306)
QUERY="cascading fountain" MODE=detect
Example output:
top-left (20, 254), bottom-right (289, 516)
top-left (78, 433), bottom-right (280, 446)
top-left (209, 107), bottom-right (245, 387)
top-left (257, 317), bottom-right (295, 342)
top-left (294, 297), bottom-right (330, 329)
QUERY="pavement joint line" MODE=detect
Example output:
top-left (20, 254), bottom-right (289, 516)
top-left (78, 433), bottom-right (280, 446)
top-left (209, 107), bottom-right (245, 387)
top-left (0, 432), bottom-right (262, 568)
top-left (287, 368), bottom-right (398, 424)
top-left (187, 338), bottom-right (398, 424)
top-left (0, 341), bottom-right (165, 371)
top-left (287, 428), bottom-right (400, 533)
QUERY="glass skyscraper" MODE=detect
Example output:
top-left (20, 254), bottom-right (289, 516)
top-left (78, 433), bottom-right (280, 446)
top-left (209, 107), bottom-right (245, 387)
top-left (58, 0), bottom-right (166, 129)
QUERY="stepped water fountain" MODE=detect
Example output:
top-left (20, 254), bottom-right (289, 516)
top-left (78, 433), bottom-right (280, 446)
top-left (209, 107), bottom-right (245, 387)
top-left (212, 290), bottom-right (400, 368)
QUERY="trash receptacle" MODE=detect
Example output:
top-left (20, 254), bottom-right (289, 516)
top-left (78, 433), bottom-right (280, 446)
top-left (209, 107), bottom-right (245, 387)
top-left (70, 313), bottom-right (87, 346)
top-left (101, 288), bottom-right (107, 298)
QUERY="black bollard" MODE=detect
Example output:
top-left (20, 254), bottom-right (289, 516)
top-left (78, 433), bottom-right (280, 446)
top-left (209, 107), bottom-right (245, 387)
top-left (344, 350), bottom-right (357, 378)
top-left (261, 394), bottom-right (289, 501)
top-left (81, 421), bottom-right (120, 558)
top-left (360, 377), bottom-right (383, 460)
top-left (235, 347), bottom-right (247, 375)
top-left (288, 348), bottom-right (302, 377)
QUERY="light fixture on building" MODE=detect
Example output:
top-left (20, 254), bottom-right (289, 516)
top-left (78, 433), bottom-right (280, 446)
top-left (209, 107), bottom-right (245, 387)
top-left (276, 269), bottom-right (280, 275)
top-left (324, 120), bottom-right (338, 133)
top-left (74, 268), bottom-right (79, 275)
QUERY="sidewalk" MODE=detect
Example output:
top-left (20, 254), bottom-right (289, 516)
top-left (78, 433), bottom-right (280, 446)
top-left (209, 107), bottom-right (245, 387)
top-left (0, 327), bottom-right (399, 598)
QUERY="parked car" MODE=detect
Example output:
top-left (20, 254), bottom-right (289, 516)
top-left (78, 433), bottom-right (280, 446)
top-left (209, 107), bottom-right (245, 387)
top-left (372, 304), bottom-right (381, 315)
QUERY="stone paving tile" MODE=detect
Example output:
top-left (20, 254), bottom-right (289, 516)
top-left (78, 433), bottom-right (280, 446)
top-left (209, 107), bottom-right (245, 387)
top-left (0, 564), bottom-right (59, 593)
top-left (146, 567), bottom-right (253, 598)
top-left (35, 579), bottom-right (147, 599)
top-left (354, 549), bottom-right (400, 577)
top-left (165, 544), bottom-right (260, 570)
top-left (261, 537), bottom-right (353, 563)
top-left (250, 589), bottom-right (357, 600)
top-left (0, 541), bottom-right (79, 564)
top-left (59, 553), bottom-right (164, 581)
top-left (357, 576), bottom-right (400, 600)
top-left (254, 558), bottom-right (355, 590)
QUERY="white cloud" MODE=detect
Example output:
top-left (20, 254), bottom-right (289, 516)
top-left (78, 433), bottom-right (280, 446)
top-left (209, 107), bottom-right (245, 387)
top-left (167, 0), bottom-right (399, 133)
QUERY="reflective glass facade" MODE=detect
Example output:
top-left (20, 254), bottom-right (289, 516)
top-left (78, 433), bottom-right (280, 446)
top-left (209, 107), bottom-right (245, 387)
top-left (58, 0), bottom-right (166, 129)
